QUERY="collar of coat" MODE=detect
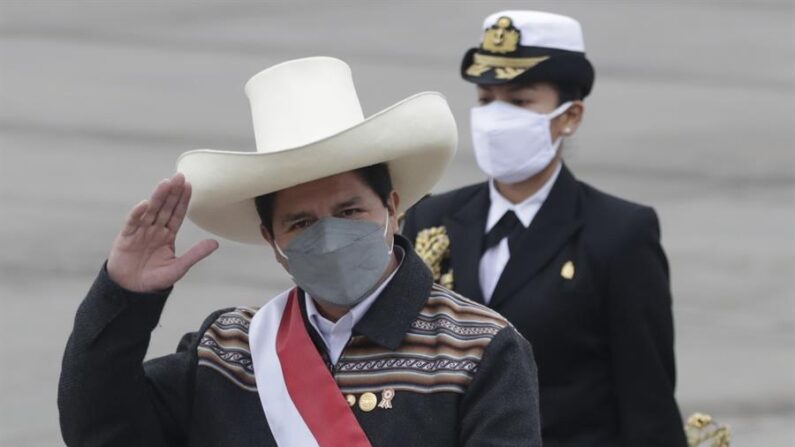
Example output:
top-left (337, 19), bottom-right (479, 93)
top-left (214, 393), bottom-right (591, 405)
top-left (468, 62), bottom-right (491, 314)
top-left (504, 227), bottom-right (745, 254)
top-left (441, 163), bottom-right (583, 304)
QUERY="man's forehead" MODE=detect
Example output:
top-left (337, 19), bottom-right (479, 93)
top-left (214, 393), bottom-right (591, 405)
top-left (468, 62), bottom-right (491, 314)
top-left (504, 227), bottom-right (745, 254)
top-left (273, 171), bottom-right (372, 212)
top-left (281, 170), bottom-right (365, 195)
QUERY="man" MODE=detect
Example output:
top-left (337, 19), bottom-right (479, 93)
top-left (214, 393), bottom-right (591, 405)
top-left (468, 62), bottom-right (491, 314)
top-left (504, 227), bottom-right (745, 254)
top-left (58, 57), bottom-right (542, 446)
top-left (402, 11), bottom-right (688, 447)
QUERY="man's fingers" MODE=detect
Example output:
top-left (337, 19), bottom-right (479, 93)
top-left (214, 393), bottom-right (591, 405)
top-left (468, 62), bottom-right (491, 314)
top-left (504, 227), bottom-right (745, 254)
top-left (121, 200), bottom-right (150, 236)
top-left (143, 179), bottom-right (172, 225)
top-left (155, 174), bottom-right (185, 227)
top-left (167, 181), bottom-right (192, 232)
top-left (174, 239), bottom-right (219, 276)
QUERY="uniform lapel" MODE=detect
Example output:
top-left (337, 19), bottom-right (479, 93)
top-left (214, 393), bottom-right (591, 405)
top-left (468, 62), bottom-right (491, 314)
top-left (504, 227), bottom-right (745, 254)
top-left (442, 184), bottom-right (489, 303)
top-left (488, 165), bottom-right (583, 309)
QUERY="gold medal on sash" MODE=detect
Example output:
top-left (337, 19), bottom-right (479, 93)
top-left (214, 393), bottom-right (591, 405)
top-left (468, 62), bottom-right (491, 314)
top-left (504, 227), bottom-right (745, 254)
top-left (359, 392), bottom-right (378, 412)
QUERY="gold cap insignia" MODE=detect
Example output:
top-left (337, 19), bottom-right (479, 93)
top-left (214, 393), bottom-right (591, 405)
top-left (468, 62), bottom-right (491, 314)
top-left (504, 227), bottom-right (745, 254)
top-left (561, 260), bottom-right (575, 280)
top-left (482, 16), bottom-right (520, 54)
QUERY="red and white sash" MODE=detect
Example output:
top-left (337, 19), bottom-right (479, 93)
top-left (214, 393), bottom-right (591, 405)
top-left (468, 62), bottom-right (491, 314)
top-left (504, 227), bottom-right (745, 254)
top-left (249, 288), bottom-right (372, 447)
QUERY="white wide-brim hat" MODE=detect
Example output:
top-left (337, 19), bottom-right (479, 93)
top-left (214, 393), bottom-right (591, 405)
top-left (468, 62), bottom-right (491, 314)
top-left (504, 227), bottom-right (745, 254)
top-left (177, 57), bottom-right (458, 244)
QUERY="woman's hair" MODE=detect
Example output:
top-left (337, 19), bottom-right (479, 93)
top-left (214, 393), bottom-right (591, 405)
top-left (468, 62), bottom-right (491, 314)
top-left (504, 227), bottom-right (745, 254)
top-left (554, 83), bottom-right (583, 104)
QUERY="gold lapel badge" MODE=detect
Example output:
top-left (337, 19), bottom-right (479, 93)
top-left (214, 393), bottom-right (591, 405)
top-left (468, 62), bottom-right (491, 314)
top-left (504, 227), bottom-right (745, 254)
top-left (482, 17), bottom-right (520, 54)
top-left (561, 260), bottom-right (575, 280)
top-left (378, 388), bottom-right (395, 409)
top-left (359, 392), bottom-right (378, 412)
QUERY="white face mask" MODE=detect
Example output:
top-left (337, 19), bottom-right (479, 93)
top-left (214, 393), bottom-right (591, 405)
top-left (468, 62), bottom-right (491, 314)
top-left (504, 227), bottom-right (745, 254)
top-left (470, 100), bottom-right (572, 184)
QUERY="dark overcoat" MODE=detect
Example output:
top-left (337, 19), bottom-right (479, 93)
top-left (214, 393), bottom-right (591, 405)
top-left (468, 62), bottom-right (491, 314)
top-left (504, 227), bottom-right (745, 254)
top-left (402, 165), bottom-right (688, 447)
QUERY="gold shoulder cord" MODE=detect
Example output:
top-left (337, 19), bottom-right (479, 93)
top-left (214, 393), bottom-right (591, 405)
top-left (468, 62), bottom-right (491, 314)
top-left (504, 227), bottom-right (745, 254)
top-left (414, 226), bottom-right (454, 289)
top-left (686, 412), bottom-right (731, 447)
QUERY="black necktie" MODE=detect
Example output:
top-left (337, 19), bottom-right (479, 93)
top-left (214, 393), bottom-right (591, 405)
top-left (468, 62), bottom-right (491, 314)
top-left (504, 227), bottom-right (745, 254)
top-left (484, 210), bottom-right (523, 251)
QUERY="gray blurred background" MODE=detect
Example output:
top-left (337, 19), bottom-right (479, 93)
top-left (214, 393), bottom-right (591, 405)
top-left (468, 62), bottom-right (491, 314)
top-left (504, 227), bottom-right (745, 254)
top-left (1, 1), bottom-right (793, 445)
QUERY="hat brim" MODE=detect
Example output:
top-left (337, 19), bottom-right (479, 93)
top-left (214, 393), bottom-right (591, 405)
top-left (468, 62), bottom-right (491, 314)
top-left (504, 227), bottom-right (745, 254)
top-left (460, 47), bottom-right (595, 97)
top-left (176, 92), bottom-right (457, 244)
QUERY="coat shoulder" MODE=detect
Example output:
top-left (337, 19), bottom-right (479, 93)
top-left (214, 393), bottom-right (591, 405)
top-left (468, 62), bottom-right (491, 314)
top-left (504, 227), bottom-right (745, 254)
top-left (579, 181), bottom-right (655, 221)
top-left (425, 283), bottom-right (512, 331)
top-left (195, 306), bottom-right (260, 392)
top-left (581, 180), bottom-right (659, 224)
top-left (576, 180), bottom-right (662, 253)
top-left (408, 182), bottom-right (487, 226)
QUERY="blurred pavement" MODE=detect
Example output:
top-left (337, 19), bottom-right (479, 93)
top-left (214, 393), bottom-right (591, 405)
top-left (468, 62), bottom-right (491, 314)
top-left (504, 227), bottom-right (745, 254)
top-left (1, 1), bottom-right (793, 445)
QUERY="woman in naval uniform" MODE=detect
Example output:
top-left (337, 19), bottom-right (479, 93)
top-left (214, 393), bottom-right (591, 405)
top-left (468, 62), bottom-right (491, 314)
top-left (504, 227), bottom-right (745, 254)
top-left (403, 10), bottom-right (688, 447)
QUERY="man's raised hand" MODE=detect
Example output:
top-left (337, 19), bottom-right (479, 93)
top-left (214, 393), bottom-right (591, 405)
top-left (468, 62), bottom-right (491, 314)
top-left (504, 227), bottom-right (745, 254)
top-left (107, 173), bottom-right (219, 293)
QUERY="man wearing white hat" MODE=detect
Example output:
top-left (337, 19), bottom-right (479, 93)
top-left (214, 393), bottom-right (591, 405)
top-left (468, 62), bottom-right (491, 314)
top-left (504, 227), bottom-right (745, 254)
top-left (58, 57), bottom-right (542, 446)
top-left (403, 11), bottom-right (688, 447)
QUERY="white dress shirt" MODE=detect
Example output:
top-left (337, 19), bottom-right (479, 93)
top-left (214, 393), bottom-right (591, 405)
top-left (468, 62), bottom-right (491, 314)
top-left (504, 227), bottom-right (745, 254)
top-left (304, 247), bottom-right (403, 365)
top-left (479, 163), bottom-right (562, 304)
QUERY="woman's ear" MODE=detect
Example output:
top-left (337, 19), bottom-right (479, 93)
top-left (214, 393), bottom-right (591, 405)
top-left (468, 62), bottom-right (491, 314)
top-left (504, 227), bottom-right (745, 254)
top-left (562, 101), bottom-right (585, 134)
top-left (554, 101), bottom-right (585, 139)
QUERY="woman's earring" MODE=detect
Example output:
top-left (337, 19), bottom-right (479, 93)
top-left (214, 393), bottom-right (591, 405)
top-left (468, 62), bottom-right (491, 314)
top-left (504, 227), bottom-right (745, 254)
top-left (564, 127), bottom-right (572, 134)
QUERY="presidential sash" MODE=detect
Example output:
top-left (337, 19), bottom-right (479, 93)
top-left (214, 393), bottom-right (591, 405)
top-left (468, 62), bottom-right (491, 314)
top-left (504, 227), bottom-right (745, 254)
top-left (249, 289), bottom-right (372, 447)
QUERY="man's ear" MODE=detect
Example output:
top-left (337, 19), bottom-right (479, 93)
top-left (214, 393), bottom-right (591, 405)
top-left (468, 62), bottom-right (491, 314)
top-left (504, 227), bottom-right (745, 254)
top-left (386, 191), bottom-right (401, 233)
top-left (260, 224), bottom-right (274, 246)
top-left (387, 190), bottom-right (400, 216)
top-left (261, 224), bottom-right (289, 268)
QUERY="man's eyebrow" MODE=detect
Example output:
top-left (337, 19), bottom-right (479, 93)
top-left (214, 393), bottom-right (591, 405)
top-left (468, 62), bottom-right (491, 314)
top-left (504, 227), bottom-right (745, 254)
top-left (333, 196), bottom-right (363, 212)
top-left (281, 211), bottom-right (313, 225)
top-left (279, 196), bottom-right (363, 225)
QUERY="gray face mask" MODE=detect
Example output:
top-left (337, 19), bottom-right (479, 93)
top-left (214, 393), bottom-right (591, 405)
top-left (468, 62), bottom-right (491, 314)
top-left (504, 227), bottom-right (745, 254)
top-left (275, 212), bottom-right (394, 308)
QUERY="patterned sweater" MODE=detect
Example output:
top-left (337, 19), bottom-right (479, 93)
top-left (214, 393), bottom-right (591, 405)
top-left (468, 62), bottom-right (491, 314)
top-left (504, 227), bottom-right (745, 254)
top-left (58, 236), bottom-right (541, 446)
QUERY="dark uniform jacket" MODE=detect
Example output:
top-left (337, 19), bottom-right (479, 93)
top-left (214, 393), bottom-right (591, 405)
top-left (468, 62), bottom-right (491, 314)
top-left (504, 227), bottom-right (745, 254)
top-left (58, 236), bottom-right (542, 446)
top-left (402, 165), bottom-right (687, 447)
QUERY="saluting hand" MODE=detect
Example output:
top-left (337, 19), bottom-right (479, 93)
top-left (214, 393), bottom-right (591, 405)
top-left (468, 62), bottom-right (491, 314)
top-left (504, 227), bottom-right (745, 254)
top-left (107, 173), bottom-right (219, 293)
